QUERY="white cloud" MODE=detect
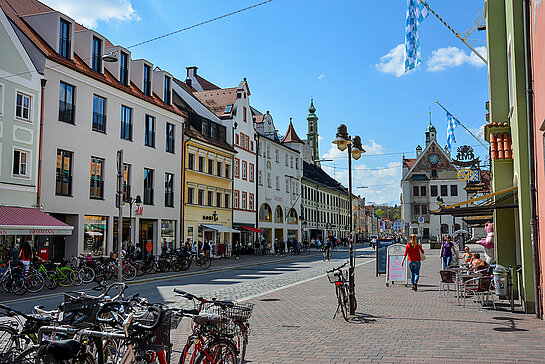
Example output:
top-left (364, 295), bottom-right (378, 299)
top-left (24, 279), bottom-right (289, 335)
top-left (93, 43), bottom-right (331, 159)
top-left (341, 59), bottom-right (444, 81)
top-left (362, 139), bottom-right (385, 155)
top-left (427, 46), bottom-right (487, 72)
top-left (42, 0), bottom-right (140, 28)
top-left (317, 73), bottom-right (325, 80)
top-left (375, 44), bottom-right (405, 77)
top-left (469, 125), bottom-right (485, 140)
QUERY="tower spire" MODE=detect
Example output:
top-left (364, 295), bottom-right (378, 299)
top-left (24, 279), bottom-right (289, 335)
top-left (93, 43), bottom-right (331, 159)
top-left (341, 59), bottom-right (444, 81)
top-left (307, 99), bottom-right (319, 165)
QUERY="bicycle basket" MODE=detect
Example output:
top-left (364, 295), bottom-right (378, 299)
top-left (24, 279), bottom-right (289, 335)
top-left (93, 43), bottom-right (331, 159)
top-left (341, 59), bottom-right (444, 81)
top-left (61, 293), bottom-right (100, 326)
top-left (197, 303), bottom-right (240, 336)
top-left (327, 270), bottom-right (348, 284)
top-left (136, 309), bottom-right (171, 351)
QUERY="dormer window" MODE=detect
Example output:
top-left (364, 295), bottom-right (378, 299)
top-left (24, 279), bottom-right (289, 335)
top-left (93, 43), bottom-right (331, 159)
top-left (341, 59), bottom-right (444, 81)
top-left (120, 52), bottom-right (128, 85)
top-left (163, 76), bottom-right (171, 104)
top-left (91, 37), bottom-right (102, 73)
top-left (143, 64), bottom-right (151, 96)
top-left (59, 18), bottom-right (70, 58)
top-left (224, 104), bottom-right (233, 114)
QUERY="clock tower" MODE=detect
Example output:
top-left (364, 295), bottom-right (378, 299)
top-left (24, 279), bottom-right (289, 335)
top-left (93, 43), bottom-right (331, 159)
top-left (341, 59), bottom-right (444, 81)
top-left (425, 120), bottom-right (437, 146)
top-left (307, 99), bottom-right (319, 165)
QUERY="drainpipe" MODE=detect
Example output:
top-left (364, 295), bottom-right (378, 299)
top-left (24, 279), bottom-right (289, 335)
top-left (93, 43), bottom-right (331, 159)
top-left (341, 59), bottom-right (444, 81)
top-left (180, 122), bottom-right (186, 249)
top-left (254, 132), bottom-right (259, 244)
top-left (523, 0), bottom-right (542, 319)
top-left (36, 79), bottom-right (47, 208)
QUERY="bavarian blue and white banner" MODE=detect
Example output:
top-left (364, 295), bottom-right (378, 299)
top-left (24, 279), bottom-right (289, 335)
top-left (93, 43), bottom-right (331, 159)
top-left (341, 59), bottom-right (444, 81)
top-left (446, 111), bottom-right (458, 151)
top-left (404, 0), bottom-right (429, 73)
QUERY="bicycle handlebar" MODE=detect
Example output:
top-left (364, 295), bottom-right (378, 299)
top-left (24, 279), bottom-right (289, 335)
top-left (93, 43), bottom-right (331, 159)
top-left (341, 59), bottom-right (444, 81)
top-left (173, 289), bottom-right (234, 309)
top-left (326, 261), bottom-right (348, 274)
top-left (0, 303), bottom-right (32, 320)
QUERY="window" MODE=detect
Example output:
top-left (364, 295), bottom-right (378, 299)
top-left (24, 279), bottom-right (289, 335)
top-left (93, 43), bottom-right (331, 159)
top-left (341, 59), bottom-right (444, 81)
top-left (208, 159), bottom-right (214, 175)
top-left (207, 191), bottom-right (213, 207)
top-left (56, 149), bottom-right (72, 195)
top-left (143, 168), bottom-right (154, 205)
top-left (245, 135), bottom-right (249, 150)
top-left (58, 82), bottom-right (74, 123)
top-left (441, 224), bottom-right (449, 234)
top-left (235, 158), bottom-right (239, 178)
top-left (421, 205), bottom-right (428, 215)
top-left (234, 191), bottom-right (239, 209)
top-left (295, 158), bottom-right (299, 169)
top-left (450, 185), bottom-right (458, 196)
top-left (242, 192), bottom-right (247, 209)
top-left (285, 153), bottom-right (288, 166)
top-left (413, 205), bottom-right (420, 215)
top-left (250, 141), bottom-right (254, 151)
top-left (267, 145), bottom-right (270, 159)
top-left (91, 37), bottom-right (102, 72)
top-left (243, 106), bottom-right (247, 122)
top-left (224, 193), bottom-right (230, 208)
top-left (210, 124), bottom-right (217, 139)
top-left (249, 193), bottom-right (254, 210)
top-left (196, 189), bottom-right (203, 205)
top-left (225, 164), bottom-right (230, 179)
top-left (413, 186), bottom-right (419, 196)
top-left (92, 95), bottom-right (106, 133)
top-left (275, 149), bottom-right (279, 162)
top-left (276, 176), bottom-right (280, 190)
top-left (267, 172), bottom-right (271, 188)
top-left (89, 157), bottom-right (104, 199)
top-left (240, 133), bottom-right (245, 148)
top-left (59, 19), bottom-right (70, 58)
top-left (198, 156), bottom-right (205, 172)
top-left (249, 164), bottom-right (254, 182)
top-left (431, 169), bottom-right (437, 178)
top-left (275, 205), bottom-right (283, 223)
top-left (287, 208), bottom-right (298, 224)
top-left (123, 164), bottom-right (131, 202)
top-left (0, 84), bottom-right (4, 115)
top-left (219, 126), bottom-right (226, 143)
top-left (290, 156), bottom-right (294, 168)
top-left (165, 173), bottom-right (174, 207)
top-left (145, 115), bottom-right (155, 147)
top-left (120, 106), bottom-right (132, 140)
top-left (187, 153), bottom-right (195, 170)
top-left (216, 192), bottom-right (222, 208)
top-left (12, 149), bottom-right (29, 177)
top-left (420, 186), bottom-right (426, 196)
top-left (120, 52), bottom-right (128, 85)
top-left (440, 185), bottom-right (448, 196)
top-left (216, 161), bottom-right (222, 177)
top-left (187, 187), bottom-right (194, 204)
top-left (166, 123), bottom-right (175, 153)
top-left (235, 134), bottom-right (239, 145)
top-left (242, 161), bottom-right (247, 180)
top-left (286, 179), bottom-right (290, 193)
top-left (225, 104), bottom-right (233, 113)
top-left (164, 76), bottom-right (171, 104)
top-left (143, 64), bottom-right (151, 96)
top-left (258, 170), bottom-right (263, 185)
top-left (431, 185), bottom-right (438, 197)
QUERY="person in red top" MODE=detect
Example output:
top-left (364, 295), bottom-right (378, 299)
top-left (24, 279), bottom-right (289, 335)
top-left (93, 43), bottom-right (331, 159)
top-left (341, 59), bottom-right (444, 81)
top-left (401, 234), bottom-right (425, 291)
top-left (18, 241), bottom-right (33, 273)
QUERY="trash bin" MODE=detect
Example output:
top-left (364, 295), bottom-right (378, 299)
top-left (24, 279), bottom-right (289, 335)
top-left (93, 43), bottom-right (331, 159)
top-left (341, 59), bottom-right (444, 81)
top-left (493, 265), bottom-right (509, 296)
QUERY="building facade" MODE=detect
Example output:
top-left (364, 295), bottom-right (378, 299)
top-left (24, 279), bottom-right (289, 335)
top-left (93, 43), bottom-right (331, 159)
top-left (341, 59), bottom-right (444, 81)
top-left (401, 122), bottom-right (467, 244)
top-left (2, 0), bottom-right (186, 259)
top-left (256, 112), bottom-right (303, 247)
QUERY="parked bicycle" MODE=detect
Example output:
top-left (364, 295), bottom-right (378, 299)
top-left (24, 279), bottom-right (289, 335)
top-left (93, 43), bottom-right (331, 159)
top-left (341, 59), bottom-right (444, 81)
top-left (326, 262), bottom-right (353, 321)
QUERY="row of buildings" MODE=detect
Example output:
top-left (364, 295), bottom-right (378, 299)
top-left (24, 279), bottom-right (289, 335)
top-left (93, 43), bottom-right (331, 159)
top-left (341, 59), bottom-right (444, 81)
top-left (0, 0), bottom-right (379, 260)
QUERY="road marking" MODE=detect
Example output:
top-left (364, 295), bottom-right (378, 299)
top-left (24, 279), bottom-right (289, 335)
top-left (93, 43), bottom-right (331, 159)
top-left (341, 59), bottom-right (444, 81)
top-left (238, 258), bottom-right (376, 302)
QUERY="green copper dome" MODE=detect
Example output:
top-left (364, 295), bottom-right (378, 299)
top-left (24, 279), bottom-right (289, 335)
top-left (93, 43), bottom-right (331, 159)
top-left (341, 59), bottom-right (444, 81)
top-left (307, 99), bottom-right (317, 119)
top-left (426, 121), bottom-right (436, 133)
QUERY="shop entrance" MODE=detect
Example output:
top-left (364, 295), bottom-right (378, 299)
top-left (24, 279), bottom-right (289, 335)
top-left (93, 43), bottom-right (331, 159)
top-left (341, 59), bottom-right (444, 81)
top-left (139, 219), bottom-right (155, 256)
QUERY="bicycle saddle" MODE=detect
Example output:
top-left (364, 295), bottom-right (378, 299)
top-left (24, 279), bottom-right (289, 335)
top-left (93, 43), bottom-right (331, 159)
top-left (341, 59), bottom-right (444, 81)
top-left (38, 339), bottom-right (81, 360)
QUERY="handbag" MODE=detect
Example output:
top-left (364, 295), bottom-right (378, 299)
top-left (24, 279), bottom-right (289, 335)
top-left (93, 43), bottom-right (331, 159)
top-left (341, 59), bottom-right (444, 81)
top-left (420, 251), bottom-right (426, 261)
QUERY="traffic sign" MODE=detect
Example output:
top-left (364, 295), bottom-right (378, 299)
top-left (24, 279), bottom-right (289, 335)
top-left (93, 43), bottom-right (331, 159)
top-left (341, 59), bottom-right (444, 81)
top-left (418, 216), bottom-right (424, 224)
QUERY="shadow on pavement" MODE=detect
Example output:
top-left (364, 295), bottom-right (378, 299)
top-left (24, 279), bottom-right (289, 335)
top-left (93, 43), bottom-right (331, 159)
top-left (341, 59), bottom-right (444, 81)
top-left (492, 316), bottom-right (529, 332)
top-left (348, 312), bottom-right (379, 324)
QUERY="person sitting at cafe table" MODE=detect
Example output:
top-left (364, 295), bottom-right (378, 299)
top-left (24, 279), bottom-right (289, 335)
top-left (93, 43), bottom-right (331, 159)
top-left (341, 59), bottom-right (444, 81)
top-left (469, 252), bottom-right (488, 270)
top-left (462, 246), bottom-right (473, 264)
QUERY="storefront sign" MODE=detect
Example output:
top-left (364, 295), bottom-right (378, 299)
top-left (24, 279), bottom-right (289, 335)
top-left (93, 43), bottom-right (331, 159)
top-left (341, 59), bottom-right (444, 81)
top-left (274, 196), bottom-right (283, 202)
top-left (465, 183), bottom-right (486, 193)
top-left (135, 206), bottom-right (143, 216)
top-left (202, 215), bottom-right (219, 221)
top-left (146, 241), bottom-right (153, 252)
top-left (0, 228), bottom-right (73, 235)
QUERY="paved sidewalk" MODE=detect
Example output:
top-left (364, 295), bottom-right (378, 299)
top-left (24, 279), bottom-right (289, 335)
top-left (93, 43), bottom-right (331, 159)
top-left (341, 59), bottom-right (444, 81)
top-left (237, 251), bottom-right (545, 363)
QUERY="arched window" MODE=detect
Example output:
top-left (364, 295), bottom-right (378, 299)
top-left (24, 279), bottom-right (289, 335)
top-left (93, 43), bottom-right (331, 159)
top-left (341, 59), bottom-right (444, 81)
top-left (274, 205), bottom-right (283, 223)
top-left (287, 208), bottom-right (298, 224)
top-left (266, 161), bottom-right (271, 170)
top-left (259, 203), bottom-right (272, 222)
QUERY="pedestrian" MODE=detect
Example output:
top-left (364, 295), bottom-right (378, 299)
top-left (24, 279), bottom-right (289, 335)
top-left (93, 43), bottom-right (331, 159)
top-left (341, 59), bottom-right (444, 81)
top-left (18, 241), bottom-right (33, 273)
top-left (440, 235), bottom-right (459, 269)
top-left (203, 239), bottom-right (211, 258)
top-left (234, 241), bottom-right (240, 259)
top-left (8, 243), bottom-right (19, 264)
top-left (462, 246), bottom-right (473, 264)
top-left (401, 234), bottom-right (425, 291)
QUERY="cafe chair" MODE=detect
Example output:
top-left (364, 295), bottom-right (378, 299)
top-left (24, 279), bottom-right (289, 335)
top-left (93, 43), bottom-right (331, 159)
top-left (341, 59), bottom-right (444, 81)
top-left (463, 275), bottom-right (496, 310)
top-left (439, 270), bottom-right (457, 297)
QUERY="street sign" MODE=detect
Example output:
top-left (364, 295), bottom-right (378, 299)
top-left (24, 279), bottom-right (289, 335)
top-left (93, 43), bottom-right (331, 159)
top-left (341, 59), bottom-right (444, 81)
top-left (146, 241), bottom-right (153, 253)
top-left (418, 216), bottom-right (424, 224)
top-left (386, 244), bottom-right (408, 287)
top-left (465, 183), bottom-right (486, 193)
top-left (457, 169), bottom-right (475, 181)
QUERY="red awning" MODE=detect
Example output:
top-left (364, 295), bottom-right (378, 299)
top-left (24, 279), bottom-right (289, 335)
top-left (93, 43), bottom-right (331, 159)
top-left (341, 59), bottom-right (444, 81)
top-left (0, 206), bottom-right (74, 235)
top-left (240, 226), bottom-right (266, 233)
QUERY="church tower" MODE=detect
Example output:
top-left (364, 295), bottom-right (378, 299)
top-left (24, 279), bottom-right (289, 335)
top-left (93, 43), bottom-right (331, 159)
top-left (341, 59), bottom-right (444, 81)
top-left (307, 99), bottom-right (319, 165)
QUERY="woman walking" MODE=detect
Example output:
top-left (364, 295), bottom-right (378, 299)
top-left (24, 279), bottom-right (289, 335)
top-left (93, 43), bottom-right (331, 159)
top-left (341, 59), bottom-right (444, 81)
top-left (19, 241), bottom-right (33, 273)
top-left (401, 234), bottom-right (425, 291)
top-left (440, 235), bottom-right (459, 269)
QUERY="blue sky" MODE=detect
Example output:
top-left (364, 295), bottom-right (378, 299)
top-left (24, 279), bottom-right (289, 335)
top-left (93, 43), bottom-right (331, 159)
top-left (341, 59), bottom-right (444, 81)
top-left (43, 0), bottom-right (489, 204)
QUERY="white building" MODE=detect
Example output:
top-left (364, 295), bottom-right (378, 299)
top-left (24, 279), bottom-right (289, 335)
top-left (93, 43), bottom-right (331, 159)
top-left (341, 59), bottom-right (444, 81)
top-left (255, 112), bottom-right (303, 246)
top-left (401, 121), bottom-right (468, 245)
top-left (5, 0), bottom-right (186, 259)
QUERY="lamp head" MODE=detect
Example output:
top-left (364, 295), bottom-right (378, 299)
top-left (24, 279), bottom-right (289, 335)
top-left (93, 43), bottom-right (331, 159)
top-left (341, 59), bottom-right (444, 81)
top-left (135, 195), bottom-right (143, 206)
top-left (351, 135), bottom-right (365, 160)
top-left (102, 51), bottom-right (118, 63)
top-left (332, 124), bottom-right (349, 151)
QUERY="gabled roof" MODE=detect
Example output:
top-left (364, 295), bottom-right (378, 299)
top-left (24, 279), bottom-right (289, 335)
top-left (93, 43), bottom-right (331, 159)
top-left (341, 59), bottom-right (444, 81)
top-left (402, 139), bottom-right (458, 182)
top-left (403, 158), bottom-right (416, 169)
top-left (194, 88), bottom-right (237, 118)
top-left (0, 0), bottom-right (185, 118)
top-left (303, 161), bottom-right (347, 194)
top-left (282, 120), bottom-right (304, 144)
top-left (172, 77), bottom-right (221, 123)
top-left (195, 74), bottom-right (220, 91)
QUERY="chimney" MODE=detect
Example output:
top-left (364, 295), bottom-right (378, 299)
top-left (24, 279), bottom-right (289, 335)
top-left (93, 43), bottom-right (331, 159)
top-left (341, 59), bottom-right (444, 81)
top-left (186, 66), bottom-right (198, 78)
top-left (185, 78), bottom-right (192, 87)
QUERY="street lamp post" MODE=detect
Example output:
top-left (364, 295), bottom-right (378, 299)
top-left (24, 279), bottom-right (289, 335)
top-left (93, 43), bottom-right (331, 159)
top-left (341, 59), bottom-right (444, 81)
top-left (127, 194), bottom-right (143, 252)
top-left (332, 124), bottom-right (365, 316)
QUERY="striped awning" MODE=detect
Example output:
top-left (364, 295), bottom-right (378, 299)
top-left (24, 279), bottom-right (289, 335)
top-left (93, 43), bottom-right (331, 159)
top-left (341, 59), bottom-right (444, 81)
top-left (0, 206), bottom-right (73, 235)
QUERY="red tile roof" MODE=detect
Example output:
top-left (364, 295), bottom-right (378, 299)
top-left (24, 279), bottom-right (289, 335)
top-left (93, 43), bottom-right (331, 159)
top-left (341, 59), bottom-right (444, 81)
top-left (403, 158), bottom-right (416, 169)
top-left (282, 120), bottom-right (304, 144)
top-left (0, 206), bottom-right (70, 228)
top-left (0, 0), bottom-right (186, 118)
top-left (195, 74), bottom-right (220, 91)
top-left (486, 121), bottom-right (509, 128)
top-left (184, 127), bottom-right (236, 154)
top-left (490, 132), bottom-right (513, 160)
top-left (194, 88), bottom-right (237, 117)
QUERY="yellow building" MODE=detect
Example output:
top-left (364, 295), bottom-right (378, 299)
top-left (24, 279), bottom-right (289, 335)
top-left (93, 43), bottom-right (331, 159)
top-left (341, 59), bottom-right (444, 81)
top-left (182, 127), bottom-right (237, 253)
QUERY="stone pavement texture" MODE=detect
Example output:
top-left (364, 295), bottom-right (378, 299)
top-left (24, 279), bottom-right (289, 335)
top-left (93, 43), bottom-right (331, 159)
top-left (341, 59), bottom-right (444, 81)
top-left (174, 247), bottom-right (545, 363)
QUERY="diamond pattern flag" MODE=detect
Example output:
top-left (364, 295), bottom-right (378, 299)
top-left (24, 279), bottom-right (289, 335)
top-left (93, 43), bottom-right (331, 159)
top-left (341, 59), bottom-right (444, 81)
top-left (404, 0), bottom-right (429, 73)
top-left (446, 111), bottom-right (458, 151)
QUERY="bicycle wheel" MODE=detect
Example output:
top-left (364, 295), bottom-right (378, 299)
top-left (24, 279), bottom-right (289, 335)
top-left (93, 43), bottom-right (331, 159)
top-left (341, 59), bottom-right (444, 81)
top-left (44, 272), bottom-right (59, 290)
top-left (14, 344), bottom-right (38, 364)
top-left (233, 323), bottom-right (249, 364)
top-left (73, 270), bottom-right (83, 286)
top-left (198, 256), bottom-right (211, 269)
top-left (121, 264), bottom-right (137, 281)
top-left (58, 268), bottom-right (76, 287)
top-left (145, 262), bottom-right (158, 274)
top-left (179, 337), bottom-right (196, 364)
top-left (11, 276), bottom-right (27, 295)
top-left (195, 340), bottom-right (238, 364)
top-left (180, 258), bottom-right (191, 271)
top-left (336, 284), bottom-right (349, 321)
top-left (80, 266), bottom-right (95, 283)
top-left (0, 324), bottom-right (21, 360)
top-left (26, 272), bottom-right (45, 293)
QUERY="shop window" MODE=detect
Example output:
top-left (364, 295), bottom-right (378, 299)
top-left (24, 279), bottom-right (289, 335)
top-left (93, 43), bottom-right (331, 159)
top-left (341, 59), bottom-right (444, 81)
top-left (161, 220), bottom-right (175, 252)
top-left (84, 215), bottom-right (107, 255)
top-left (259, 203), bottom-right (272, 221)
top-left (287, 208), bottom-right (298, 224)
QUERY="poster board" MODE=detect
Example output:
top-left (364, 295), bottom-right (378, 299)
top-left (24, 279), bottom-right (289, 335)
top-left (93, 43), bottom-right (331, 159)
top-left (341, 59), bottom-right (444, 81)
top-left (386, 244), bottom-right (408, 287)
top-left (375, 238), bottom-right (396, 276)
